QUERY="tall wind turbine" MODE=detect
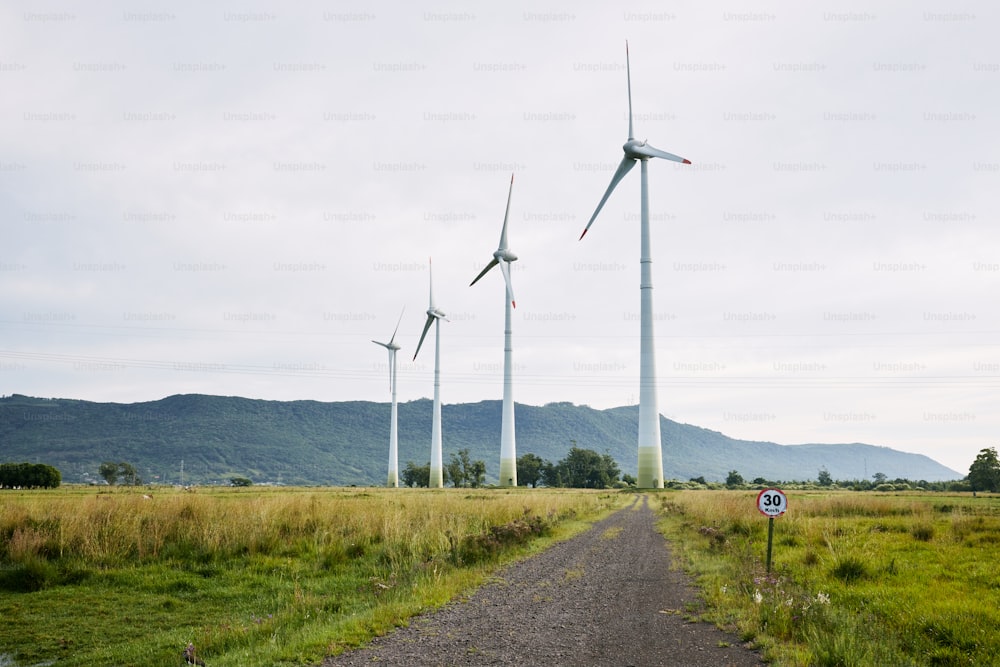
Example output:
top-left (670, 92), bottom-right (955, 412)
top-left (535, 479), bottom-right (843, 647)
top-left (471, 174), bottom-right (518, 487)
top-left (413, 258), bottom-right (447, 488)
top-left (372, 308), bottom-right (404, 487)
top-left (579, 42), bottom-right (691, 489)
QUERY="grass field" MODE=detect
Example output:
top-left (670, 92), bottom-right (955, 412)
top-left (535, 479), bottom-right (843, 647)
top-left (656, 490), bottom-right (1000, 666)
top-left (0, 486), bottom-right (623, 666)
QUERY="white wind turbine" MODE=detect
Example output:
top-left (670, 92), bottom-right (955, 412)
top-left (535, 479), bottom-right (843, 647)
top-left (579, 42), bottom-right (691, 489)
top-left (413, 258), bottom-right (447, 488)
top-left (470, 174), bottom-right (518, 487)
top-left (372, 308), bottom-right (404, 488)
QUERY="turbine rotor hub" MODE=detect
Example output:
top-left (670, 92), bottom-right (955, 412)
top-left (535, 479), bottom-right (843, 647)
top-left (623, 139), bottom-right (646, 159)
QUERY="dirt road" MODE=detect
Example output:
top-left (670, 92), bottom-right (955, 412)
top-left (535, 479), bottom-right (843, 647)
top-left (322, 495), bottom-right (765, 666)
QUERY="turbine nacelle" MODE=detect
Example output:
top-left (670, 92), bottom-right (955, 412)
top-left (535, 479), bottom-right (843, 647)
top-left (623, 138), bottom-right (690, 164)
top-left (494, 248), bottom-right (518, 263)
top-left (426, 307), bottom-right (447, 320)
top-left (372, 340), bottom-right (401, 352)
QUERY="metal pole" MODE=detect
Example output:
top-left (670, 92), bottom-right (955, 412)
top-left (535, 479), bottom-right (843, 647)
top-left (766, 517), bottom-right (775, 573)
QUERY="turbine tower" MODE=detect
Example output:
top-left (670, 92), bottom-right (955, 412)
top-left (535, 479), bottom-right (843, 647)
top-left (413, 258), bottom-right (447, 488)
top-left (372, 309), bottom-right (404, 487)
top-left (471, 174), bottom-right (518, 487)
top-left (579, 42), bottom-right (691, 489)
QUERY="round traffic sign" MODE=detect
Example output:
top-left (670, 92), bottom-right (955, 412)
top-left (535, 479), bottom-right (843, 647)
top-left (756, 488), bottom-right (787, 517)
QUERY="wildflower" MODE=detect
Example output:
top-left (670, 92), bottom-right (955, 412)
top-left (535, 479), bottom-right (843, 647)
top-left (815, 591), bottom-right (831, 605)
top-left (720, 585), bottom-right (728, 595)
top-left (753, 589), bottom-right (763, 604)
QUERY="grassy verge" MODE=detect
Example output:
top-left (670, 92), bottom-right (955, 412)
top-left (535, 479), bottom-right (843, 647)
top-left (655, 490), bottom-right (1000, 666)
top-left (0, 486), bottom-right (624, 666)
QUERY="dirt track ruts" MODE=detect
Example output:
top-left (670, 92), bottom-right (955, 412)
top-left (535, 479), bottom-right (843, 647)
top-left (322, 495), bottom-right (765, 667)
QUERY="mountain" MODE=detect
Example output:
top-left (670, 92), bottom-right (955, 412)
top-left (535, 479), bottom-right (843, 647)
top-left (0, 394), bottom-right (962, 485)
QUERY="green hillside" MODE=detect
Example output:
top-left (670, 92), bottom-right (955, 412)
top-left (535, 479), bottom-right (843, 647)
top-left (0, 394), bottom-right (961, 485)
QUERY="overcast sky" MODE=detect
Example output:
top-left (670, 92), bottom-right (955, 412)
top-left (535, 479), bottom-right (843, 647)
top-left (2, 1), bottom-right (997, 474)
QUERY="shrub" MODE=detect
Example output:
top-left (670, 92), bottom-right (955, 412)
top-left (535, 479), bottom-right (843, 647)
top-left (451, 513), bottom-right (549, 565)
top-left (831, 556), bottom-right (868, 583)
top-left (0, 556), bottom-right (57, 592)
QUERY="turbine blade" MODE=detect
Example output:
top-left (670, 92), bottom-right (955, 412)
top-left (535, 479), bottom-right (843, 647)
top-left (372, 339), bottom-right (390, 349)
top-left (470, 257), bottom-right (499, 286)
top-left (498, 173), bottom-right (514, 250)
top-left (388, 307), bottom-right (405, 346)
top-left (413, 315), bottom-right (434, 361)
top-left (580, 156), bottom-right (635, 239)
top-left (498, 258), bottom-right (515, 308)
top-left (626, 41), bottom-right (634, 141)
top-left (632, 142), bottom-right (691, 164)
top-left (427, 257), bottom-right (435, 309)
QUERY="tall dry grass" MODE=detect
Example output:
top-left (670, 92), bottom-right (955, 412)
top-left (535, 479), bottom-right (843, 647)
top-left (0, 487), bottom-right (612, 570)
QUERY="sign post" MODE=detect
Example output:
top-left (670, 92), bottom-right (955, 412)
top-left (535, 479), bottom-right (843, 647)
top-left (756, 488), bottom-right (787, 573)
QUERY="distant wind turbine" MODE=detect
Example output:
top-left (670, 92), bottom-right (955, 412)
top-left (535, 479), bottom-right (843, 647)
top-left (372, 308), bottom-right (404, 487)
top-left (470, 174), bottom-right (518, 487)
top-left (413, 258), bottom-right (447, 488)
top-left (579, 42), bottom-right (691, 489)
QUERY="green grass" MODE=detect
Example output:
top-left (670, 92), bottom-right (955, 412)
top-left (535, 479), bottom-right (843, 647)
top-left (656, 490), bottom-right (1000, 666)
top-left (0, 486), bottom-right (623, 666)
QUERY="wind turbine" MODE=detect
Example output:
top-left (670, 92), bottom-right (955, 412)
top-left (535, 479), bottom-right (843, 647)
top-left (579, 42), bottom-right (691, 489)
top-left (471, 174), bottom-right (518, 487)
top-left (413, 258), bottom-right (447, 488)
top-left (372, 308), bottom-right (404, 487)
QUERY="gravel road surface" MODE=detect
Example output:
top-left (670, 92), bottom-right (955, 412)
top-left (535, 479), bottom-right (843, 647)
top-left (322, 495), bottom-right (765, 666)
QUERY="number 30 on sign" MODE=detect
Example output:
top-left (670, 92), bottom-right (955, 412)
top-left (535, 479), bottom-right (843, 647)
top-left (757, 488), bottom-right (787, 517)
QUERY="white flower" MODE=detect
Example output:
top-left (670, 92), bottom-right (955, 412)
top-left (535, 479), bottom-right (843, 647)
top-left (720, 585), bottom-right (728, 595)
top-left (815, 592), bottom-right (831, 605)
top-left (753, 589), bottom-right (763, 604)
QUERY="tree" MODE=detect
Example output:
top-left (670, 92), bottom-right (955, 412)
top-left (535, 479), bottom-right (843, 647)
top-left (0, 462), bottom-right (61, 489)
top-left (444, 449), bottom-right (487, 488)
top-left (548, 447), bottom-right (620, 489)
top-left (469, 460), bottom-right (486, 488)
top-left (726, 470), bottom-right (744, 488)
top-left (817, 467), bottom-right (833, 486)
top-left (118, 462), bottom-right (141, 486)
top-left (229, 477), bottom-right (252, 487)
top-left (968, 447), bottom-right (1000, 493)
top-left (541, 461), bottom-right (561, 488)
top-left (516, 453), bottom-right (546, 488)
top-left (98, 461), bottom-right (142, 486)
top-left (872, 472), bottom-right (888, 485)
top-left (621, 473), bottom-right (636, 487)
top-left (401, 461), bottom-right (430, 488)
top-left (99, 461), bottom-right (119, 486)
top-left (445, 449), bottom-right (472, 488)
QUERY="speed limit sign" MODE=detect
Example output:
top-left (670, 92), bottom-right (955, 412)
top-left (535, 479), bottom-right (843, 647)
top-left (757, 488), bottom-right (787, 517)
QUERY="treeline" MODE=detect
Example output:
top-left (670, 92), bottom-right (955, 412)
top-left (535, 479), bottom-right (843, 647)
top-left (402, 446), bottom-right (623, 489)
top-left (516, 447), bottom-right (622, 489)
top-left (0, 462), bottom-right (61, 489)
top-left (401, 449), bottom-right (488, 488)
top-left (711, 468), bottom-right (969, 492)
